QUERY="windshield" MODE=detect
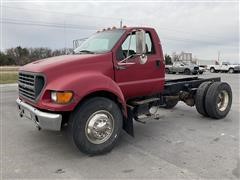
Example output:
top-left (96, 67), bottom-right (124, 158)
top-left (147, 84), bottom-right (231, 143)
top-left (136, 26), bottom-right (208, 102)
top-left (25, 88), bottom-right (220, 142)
top-left (74, 29), bottom-right (125, 54)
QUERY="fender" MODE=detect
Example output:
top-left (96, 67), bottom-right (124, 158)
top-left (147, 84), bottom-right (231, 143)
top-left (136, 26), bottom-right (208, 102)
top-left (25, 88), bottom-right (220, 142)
top-left (40, 71), bottom-right (127, 115)
top-left (73, 72), bottom-right (127, 115)
top-left (41, 71), bottom-right (134, 136)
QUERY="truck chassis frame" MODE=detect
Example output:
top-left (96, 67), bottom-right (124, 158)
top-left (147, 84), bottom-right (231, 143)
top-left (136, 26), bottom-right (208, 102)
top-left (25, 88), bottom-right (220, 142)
top-left (125, 77), bottom-right (221, 136)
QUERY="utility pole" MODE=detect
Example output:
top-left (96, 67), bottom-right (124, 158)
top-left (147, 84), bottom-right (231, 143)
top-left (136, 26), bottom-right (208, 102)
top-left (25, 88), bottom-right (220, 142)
top-left (217, 51), bottom-right (220, 63)
top-left (120, 19), bottom-right (122, 28)
top-left (64, 19), bottom-right (67, 54)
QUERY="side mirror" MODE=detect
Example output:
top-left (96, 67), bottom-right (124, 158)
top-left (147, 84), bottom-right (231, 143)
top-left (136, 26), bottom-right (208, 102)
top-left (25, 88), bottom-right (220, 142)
top-left (136, 29), bottom-right (147, 64)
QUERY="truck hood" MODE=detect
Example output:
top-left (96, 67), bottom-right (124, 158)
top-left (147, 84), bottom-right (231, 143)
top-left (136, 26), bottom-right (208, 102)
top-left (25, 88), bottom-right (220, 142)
top-left (19, 53), bottom-right (111, 73)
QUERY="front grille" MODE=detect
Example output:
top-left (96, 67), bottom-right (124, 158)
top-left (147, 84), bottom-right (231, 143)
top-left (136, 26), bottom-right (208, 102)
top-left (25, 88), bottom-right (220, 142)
top-left (18, 72), bottom-right (45, 101)
top-left (194, 67), bottom-right (199, 70)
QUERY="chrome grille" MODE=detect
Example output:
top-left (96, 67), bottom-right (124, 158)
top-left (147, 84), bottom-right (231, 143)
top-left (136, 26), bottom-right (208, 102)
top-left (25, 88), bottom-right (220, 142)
top-left (18, 72), bottom-right (45, 101)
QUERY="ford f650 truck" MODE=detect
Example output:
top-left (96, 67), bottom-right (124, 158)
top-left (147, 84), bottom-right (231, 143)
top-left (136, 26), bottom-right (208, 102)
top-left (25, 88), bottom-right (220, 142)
top-left (17, 27), bottom-right (232, 155)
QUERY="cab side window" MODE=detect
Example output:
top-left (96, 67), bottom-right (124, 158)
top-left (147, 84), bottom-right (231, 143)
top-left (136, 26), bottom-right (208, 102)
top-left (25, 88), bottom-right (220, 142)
top-left (116, 31), bottom-right (155, 61)
top-left (117, 34), bottom-right (137, 61)
top-left (145, 33), bottom-right (155, 54)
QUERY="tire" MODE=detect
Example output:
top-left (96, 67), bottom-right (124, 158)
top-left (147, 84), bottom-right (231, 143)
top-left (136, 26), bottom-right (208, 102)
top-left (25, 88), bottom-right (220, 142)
top-left (228, 68), bottom-right (234, 73)
top-left (164, 99), bottom-right (178, 109)
top-left (210, 67), bottom-right (215, 73)
top-left (68, 97), bottom-right (123, 155)
top-left (205, 82), bottom-right (232, 119)
top-left (195, 81), bottom-right (212, 116)
top-left (165, 68), bottom-right (170, 74)
top-left (184, 69), bottom-right (191, 75)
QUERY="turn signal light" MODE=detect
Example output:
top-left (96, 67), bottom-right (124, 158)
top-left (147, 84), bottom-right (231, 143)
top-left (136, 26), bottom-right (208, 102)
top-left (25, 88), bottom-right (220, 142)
top-left (51, 91), bottom-right (73, 104)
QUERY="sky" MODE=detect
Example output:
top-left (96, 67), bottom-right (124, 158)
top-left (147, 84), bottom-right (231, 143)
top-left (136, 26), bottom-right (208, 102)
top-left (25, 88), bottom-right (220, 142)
top-left (0, 0), bottom-right (239, 63)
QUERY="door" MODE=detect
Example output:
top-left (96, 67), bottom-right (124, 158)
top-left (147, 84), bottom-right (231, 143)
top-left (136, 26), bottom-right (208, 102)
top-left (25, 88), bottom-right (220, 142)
top-left (114, 31), bottom-right (164, 99)
top-left (180, 62), bottom-right (187, 73)
top-left (221, 63), bottom-right (228, 71)
top-left (173, 62), bottom-right (183, 73)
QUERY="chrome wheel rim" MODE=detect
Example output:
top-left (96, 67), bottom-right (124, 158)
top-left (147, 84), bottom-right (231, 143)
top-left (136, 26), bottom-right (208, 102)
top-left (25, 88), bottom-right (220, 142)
top-left (85, 110), bottom-right (114, 144)
top-left (217, 90), bottom-right (229, 112)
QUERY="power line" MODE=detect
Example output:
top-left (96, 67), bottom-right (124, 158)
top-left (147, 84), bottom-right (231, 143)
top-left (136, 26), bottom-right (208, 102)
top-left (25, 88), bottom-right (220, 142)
top-left (1, 5), bottom-right (230, 42)
top-left (0, 5), bottom-right (123, 21)
top-left (0, 19), bottom-right (101, 30)
top-left (1, 19), bottom-right (235, 47)
top-left (2, 17), bottom-right (229, 44)
top-left (2, 18), bottom-right (102, 29)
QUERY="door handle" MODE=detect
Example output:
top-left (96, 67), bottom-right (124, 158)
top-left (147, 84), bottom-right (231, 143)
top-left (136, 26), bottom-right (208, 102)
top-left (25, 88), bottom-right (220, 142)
top-left (156, 60), bottom-right (161, 68)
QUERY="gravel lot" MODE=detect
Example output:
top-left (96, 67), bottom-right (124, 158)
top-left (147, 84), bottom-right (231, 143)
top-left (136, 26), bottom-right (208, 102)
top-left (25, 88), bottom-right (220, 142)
top-left (1, 72), bottom-right (239, 179)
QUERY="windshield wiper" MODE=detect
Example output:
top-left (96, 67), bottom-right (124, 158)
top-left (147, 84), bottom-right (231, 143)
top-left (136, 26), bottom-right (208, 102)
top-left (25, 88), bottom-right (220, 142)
top-left (77, 50), bottom-right (95, 54)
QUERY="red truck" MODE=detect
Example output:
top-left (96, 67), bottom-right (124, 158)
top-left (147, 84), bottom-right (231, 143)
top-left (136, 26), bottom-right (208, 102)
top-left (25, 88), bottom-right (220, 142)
top-left (16, 27), bottom-right (232, 155)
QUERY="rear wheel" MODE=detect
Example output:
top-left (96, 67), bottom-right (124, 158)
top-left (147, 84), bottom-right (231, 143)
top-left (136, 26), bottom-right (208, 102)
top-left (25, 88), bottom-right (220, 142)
top-left (68, 97), bottom-right (123, 155)
top-left (184, 69), bottom-right (191, 75)
top-left (228, 68), bottom-right (234, 73)
top-left (205, 82), bottom-right (232, 119)
top-left (210, 67), bottom-right (215, 73)
top-left (195, 81), bottom-right (212, 116)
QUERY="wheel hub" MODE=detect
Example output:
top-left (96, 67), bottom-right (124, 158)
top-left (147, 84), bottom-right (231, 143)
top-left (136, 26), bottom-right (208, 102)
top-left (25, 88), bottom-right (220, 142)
top-left (85, 110), bottom-right (114, 144)
top-left (217, 90), bottom-right (229, 112)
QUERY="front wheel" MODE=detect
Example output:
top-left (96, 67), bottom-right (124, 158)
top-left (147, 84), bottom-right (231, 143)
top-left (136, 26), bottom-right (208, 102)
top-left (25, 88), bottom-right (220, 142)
top-left (228, 68), bottom-right (234, 73)
top-left (68, 97), bottom-right (123, 155)
top-left (165, 68), bottom-right (170, 74)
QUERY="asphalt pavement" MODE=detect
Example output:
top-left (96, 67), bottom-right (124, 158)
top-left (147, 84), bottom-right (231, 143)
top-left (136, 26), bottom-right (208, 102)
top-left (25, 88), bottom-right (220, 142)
top-left (1, 72), bottom-right (239, 179)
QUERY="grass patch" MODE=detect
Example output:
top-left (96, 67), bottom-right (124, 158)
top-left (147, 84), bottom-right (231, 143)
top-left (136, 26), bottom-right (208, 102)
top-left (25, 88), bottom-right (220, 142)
top-left (1, 66), bottom-right (19, 71)
top-left (0, 72), bottom-right (18, 84)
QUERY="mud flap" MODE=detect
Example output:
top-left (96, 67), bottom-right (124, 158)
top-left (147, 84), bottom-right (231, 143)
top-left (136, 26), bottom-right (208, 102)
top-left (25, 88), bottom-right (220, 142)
top-left (123, 107), bottom-right (134, 137)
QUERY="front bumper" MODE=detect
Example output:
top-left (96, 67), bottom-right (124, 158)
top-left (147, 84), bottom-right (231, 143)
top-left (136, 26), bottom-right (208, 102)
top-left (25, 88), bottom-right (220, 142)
top-left (234, 66), bottom-right (240, 72)
top-left (191, 70), bottom-right (198, 74)
top-left (16, 98), bottom-right (62, 131)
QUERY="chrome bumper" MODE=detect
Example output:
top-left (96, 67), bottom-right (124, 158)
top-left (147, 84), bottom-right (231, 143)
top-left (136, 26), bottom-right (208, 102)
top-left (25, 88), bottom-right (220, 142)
top-left (16, 98), bottom-right (62, 131)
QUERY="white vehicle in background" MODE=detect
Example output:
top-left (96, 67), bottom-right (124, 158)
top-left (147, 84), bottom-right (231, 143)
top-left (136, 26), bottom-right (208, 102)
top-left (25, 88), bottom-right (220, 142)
top-left (208, 62), bottom-right (240, 73)
top-left (165, 62), bottom-right (200, 75)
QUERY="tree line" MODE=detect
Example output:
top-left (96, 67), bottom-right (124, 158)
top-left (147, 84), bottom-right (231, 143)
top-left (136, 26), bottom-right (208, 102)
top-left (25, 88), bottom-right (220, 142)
top-left (0, 46), bottom-right (73, 66)
top-left (0, 46), bottom-right (173, 66)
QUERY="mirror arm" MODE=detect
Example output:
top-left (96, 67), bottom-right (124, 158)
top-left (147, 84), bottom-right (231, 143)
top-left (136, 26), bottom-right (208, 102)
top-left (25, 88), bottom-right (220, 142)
top-left (118, 54), bottom-right (138, 64)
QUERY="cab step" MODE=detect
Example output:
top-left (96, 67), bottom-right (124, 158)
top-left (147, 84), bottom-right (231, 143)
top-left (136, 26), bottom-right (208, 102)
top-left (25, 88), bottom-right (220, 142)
top-left (129, 97), bottom-right (160, 105)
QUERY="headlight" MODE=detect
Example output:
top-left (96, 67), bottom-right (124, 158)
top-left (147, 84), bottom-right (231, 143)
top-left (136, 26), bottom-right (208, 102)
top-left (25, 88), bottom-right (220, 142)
top-left (51, 91), bottom-right (73, 104)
